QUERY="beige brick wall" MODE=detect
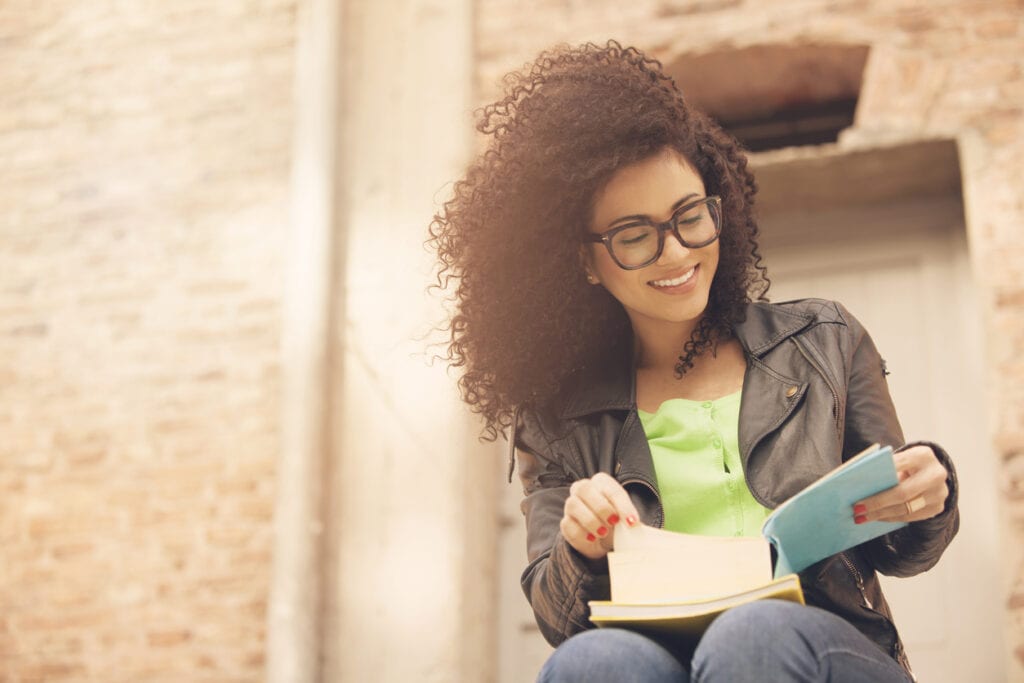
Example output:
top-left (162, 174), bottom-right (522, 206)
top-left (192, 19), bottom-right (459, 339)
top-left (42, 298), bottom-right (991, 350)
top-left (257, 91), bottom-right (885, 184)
top-left (475, 0), bottom-right (1024, 676)
top-left (2, 0), bottom-right (1020, 679)
top-left (0, 1), bottom-right (295, 680)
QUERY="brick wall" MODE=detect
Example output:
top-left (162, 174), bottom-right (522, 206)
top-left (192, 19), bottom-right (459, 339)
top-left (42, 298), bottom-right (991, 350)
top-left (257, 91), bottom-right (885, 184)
top-left (0, 1), bottom-right (295, 680)
top-left (2, 0), bottom-right (1020, 679)
top-left (474, 0), bottom-right (1024, 677)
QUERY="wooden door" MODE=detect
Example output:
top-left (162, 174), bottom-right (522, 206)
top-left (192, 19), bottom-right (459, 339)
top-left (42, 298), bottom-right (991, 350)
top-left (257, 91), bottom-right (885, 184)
top-left (760, 196), bottom-right (1005, 682)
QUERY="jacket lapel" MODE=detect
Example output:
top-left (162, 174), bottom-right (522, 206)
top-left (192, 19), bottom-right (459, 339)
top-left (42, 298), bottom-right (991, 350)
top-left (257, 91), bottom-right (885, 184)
top-left (737, 356), bottom-right (808, 505)
top-left (545, 303), bottom-right (816, 503)
top-left (732, 304), bottom-right (814, 505)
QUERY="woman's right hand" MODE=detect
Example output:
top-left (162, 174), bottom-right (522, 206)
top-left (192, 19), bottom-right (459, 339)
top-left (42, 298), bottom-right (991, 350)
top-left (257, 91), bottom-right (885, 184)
top-left (561, 472), bottom-right (641, 560)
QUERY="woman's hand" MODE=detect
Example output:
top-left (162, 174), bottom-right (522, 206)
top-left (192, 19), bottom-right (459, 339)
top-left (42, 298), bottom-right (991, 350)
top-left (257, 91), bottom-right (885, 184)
top-left (853, 444), bottom-right (950, 524)
top-left (561, 472), bottom-right (641, 560)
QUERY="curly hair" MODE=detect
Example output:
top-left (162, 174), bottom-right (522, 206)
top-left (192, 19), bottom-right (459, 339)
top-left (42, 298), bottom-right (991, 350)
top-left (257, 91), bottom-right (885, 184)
top-left (429, 40), bottom-right (770, 440)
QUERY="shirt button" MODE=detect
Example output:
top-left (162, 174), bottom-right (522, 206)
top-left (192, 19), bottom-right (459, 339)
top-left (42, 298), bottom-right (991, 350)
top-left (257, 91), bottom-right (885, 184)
top-left (785, 386), bottom-right (798, 398)
top-left (702, 401), bottom-right (713, 409)
top-left (713, 438), bottom-right (722, 448)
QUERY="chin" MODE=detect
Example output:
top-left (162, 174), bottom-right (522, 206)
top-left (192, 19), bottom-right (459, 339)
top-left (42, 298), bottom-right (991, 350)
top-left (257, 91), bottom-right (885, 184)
top-left (663, 298), bottom-right (712, 322)
top-left (635, 302), bottom-right (711, 328)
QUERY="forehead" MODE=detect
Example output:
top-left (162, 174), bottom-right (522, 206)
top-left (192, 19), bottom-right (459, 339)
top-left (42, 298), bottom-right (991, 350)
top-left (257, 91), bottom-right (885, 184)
top-left (591, 149), bottom-right (706, 227)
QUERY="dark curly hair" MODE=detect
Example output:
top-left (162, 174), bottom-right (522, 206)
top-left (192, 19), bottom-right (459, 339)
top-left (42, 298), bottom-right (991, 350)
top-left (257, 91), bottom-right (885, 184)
top-left (429, 40), bottom-right (770, 440)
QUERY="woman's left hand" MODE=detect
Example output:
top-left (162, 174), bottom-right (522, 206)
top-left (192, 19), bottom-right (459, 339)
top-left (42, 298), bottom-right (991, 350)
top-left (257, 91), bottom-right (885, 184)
top-left (853, 444), bottom-right (950, 523)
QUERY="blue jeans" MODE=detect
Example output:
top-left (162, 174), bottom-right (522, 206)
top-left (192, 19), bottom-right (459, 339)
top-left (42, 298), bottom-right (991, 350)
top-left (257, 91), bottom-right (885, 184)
top-left (536, 600), bottom-right (912, 682)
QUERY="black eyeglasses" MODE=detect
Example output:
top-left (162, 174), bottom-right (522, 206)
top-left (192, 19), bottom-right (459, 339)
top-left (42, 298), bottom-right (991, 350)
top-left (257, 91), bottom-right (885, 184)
top-left (584, 195), bottom-right (722, 270)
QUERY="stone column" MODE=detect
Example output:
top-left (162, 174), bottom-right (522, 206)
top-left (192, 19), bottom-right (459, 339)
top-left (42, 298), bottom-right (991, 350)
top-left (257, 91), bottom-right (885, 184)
top-left (266, 0), bottom-right (343, 680)
top-left (324, 1), bottom-right (498, 681)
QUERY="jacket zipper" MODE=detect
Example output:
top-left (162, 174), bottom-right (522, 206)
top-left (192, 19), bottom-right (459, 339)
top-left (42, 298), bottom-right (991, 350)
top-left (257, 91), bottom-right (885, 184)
top-left (792, 337), bottom-right (841, 433)
top-left (840, 553), bottom-right (915, 680)
top-left (839, 551), bottom-right (872, 609)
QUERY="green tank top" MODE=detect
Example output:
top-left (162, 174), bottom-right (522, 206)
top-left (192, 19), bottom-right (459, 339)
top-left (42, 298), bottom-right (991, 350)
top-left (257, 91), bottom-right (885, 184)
top-left (637, 390), bottom-right (772, 536)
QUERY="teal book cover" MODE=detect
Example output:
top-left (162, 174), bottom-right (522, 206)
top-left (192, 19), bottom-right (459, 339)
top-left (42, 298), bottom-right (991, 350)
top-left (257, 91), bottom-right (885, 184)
top-left (762, 444), bottom-right (907, 578)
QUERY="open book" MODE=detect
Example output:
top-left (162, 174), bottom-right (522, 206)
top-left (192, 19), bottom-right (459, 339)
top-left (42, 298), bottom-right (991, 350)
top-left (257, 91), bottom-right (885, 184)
top-left (588, 443), bottom-right (905, 635)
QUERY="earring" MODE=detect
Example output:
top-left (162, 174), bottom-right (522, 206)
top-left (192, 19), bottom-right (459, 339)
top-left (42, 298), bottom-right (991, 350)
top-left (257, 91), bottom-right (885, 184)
top-left (586, 274), bottom-right (599, 285)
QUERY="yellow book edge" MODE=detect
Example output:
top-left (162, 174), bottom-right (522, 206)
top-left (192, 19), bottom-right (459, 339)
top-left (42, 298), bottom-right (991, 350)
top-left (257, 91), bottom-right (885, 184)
top-left (588, 574), bottom-right (804, 636)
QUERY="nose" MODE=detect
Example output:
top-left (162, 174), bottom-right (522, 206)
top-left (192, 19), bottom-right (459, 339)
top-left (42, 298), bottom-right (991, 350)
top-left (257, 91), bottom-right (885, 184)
top-left (656, 227), bottom-right (692, 265)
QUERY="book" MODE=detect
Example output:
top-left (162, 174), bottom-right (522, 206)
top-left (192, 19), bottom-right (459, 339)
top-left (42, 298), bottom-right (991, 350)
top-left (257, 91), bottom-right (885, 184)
top-left (588, 522), bottom-right (806, 635)
top-left (588, 443), bottom-right (904, 634)
top-left (763, 443), bottom-right (906, 577)
top-left (588, 574), bottom-right (803, 637)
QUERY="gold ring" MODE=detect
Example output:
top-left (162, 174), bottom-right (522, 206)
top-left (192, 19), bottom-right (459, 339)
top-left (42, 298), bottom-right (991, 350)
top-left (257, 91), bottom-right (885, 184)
top-left (905, 496), bottom-right (926, 515)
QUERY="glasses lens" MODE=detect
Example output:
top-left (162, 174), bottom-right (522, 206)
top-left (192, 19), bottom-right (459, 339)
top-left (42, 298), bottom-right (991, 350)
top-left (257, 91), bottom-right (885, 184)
top-left (609, 224), bottom-right (659, 268)
top-left (675, 199), bottom-right (720, 246)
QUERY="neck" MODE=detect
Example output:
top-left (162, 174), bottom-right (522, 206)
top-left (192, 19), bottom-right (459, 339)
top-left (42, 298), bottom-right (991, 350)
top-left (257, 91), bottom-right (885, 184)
top-left (631, 315), bottom-right (706, 372)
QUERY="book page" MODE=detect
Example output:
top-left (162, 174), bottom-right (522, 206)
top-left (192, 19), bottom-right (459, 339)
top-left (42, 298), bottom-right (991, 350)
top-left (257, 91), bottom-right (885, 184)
top-left (608, 523), bottom-right (773, 603)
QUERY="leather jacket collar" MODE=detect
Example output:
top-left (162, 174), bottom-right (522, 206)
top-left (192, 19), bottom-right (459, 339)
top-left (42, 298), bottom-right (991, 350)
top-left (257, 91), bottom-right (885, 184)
top-left (559, 303), bottom-right (815, 419)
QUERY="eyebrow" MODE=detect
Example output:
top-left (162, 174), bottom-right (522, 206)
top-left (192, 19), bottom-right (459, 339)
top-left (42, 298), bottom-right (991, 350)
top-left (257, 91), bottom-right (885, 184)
top-left (606, 193), bottom-right (701, 228)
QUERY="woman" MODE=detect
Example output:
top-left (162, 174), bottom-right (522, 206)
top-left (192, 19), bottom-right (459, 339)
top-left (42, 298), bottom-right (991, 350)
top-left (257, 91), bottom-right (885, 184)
top-left (430, 40), bottom-right (958, 682)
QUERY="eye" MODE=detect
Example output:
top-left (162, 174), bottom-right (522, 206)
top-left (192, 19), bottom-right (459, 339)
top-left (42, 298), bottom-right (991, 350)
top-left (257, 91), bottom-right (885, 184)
top-left (612, 225), bottom-right (654, 247)
top-left (676, 203), bottom-right (708, 228)
top-left (621, 232), bottom-right (651, 245)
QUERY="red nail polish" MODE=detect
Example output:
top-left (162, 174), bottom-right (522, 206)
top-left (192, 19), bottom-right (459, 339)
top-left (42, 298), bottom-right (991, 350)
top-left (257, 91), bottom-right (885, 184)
top-left (626, 515), bottom-right (638, 527)
top-left (586, 533), bottom-right (596, 542)
top-left (854, 514), bottom-right (867, 525)
top-left (596, 526), bottom-right (608, 537)
top-left (853, 504), bottom-right (867, 515)
top-left (607, 514), bottom-right (620, 525)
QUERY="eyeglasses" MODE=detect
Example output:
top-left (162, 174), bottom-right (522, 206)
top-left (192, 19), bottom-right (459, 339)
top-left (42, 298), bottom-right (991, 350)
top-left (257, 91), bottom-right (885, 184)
top-left (584, 195), bottom-right (722, 270)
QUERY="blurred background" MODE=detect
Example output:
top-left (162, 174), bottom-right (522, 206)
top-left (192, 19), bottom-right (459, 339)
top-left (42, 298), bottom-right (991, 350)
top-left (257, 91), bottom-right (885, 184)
top-left (1, 0), bottom-right (1022, 681)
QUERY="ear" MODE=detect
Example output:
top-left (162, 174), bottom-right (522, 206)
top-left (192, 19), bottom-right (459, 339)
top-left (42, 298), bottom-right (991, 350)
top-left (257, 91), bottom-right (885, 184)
top-left (578, 245), bottom-right (600, 285)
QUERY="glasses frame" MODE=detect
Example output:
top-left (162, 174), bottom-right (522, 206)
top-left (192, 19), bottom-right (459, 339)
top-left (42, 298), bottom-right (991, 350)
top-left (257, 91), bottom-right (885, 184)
top-left (584, 195), bottom-right (723, 270)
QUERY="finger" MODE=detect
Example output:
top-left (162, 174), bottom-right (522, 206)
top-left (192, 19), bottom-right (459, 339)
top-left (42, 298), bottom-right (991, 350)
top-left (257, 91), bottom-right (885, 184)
top-left (857, 481), bottom-right (924, 516)
top-left (892, 446), bottom-right (932, 476)
top-left (559, 513), bottom-right (610, 560)
top-left (856, 475), bottom-right (948, 522)
top-left (564, 494), bottom-right (612, 540)
top-left (859, 484), bottom-right (949, 521)
top-left (591, 472), bottom-right (641, 526)
top-left (568, 478), bottom-right (617, 528)
top-left (573, 474), bottom-right (635, 527)
top-left (855, 448), bottom-right (947, 519)
top-left (858, 483), bottom-right (930, 519)
top-left (865, 494), bottom-right (946, 523)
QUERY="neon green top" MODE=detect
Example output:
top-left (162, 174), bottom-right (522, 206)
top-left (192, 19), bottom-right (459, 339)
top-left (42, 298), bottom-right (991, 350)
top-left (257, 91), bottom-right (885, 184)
top-left (637, 390), bottom-right (772, 536)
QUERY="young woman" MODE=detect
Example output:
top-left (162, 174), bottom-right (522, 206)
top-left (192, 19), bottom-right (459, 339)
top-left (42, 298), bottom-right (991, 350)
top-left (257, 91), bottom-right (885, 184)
top-left (430, 40), bottom-right (958, 682)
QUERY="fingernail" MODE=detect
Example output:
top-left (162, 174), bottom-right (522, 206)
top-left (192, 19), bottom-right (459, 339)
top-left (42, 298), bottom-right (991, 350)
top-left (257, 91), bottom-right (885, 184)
top-left (596, 526), bottom-right (608, 537)
top-left (854, 514), bottom-right (867, 525)
top-left (607, 514), bottom-right (620, 525)
top-left (586, 533), bottom-right (596, 542)
top-left (853, 504), bottom-right (867, 515)
top-left (626, 515), bottom-right (638, 527)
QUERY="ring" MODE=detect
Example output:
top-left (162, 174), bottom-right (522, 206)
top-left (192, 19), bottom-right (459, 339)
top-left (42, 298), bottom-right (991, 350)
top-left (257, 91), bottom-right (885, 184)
top-left (905, 496), bottom-right (926, 515)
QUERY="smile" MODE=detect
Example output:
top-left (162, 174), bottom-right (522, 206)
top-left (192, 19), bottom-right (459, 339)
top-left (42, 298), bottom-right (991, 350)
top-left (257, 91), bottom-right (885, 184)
top-left (649, 266), bottom-right (697, 289)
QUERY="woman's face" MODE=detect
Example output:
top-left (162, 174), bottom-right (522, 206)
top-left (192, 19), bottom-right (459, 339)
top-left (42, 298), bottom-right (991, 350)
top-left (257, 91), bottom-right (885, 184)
top-left (585, 148), bottom-right (720, 335)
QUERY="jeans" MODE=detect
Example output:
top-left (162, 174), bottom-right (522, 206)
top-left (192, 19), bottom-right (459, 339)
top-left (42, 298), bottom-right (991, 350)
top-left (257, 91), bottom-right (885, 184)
top-left (536, 600), bottom-right (912, 683)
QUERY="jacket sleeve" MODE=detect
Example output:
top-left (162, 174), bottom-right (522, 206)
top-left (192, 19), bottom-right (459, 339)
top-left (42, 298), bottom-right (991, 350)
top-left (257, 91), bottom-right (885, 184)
top-left (837, 303), bottom-right (960, 577)
top-left (513, 410), bottom-right (610, 647)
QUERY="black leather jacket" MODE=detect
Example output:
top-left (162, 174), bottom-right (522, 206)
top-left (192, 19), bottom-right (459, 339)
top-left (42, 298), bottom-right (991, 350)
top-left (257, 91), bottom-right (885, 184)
top-left (508, 299), bottom-right (959, 677)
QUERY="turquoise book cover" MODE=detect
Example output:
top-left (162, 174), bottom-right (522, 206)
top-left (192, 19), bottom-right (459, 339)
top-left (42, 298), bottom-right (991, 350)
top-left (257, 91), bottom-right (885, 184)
top-left (762, 444), bottom-right (907, 578)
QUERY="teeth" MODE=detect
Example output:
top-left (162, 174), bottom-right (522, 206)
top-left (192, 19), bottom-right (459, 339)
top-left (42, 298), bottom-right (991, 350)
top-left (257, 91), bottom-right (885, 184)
top-left (650, 267), bottom-right (696, 288)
